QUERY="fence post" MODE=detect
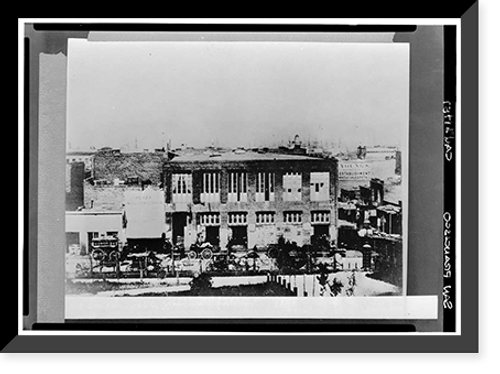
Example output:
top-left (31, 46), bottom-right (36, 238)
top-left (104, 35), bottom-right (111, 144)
top-left (115, 259), bottom-right (120, 280)
top-left (89, 255), bottom-right (94, 279)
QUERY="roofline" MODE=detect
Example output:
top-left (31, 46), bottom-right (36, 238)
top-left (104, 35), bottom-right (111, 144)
top-left (168, 155), bottom-right (335, 164)
top-left (66, 210), bottom-right (123, 215)
top-left (66, 151), bottom-right (95, 156)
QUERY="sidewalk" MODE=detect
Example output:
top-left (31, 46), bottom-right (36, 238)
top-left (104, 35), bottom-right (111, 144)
top-left (69, 275), bottom-right (270, 296)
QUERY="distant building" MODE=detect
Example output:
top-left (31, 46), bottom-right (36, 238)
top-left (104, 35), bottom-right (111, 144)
top-left (376, 203), bottom-right (402, 236)
top-left (66, 161), bottom-right (85, 211)
top-left (365, 146), bottom-right (397, 160)
top-left (163, 150), bottom-right (338, 251)
top-left (341, 250), bottom-right (364, 270)
top-left (339, 178), bottom-right (400, 230)
top-left (83, 148), bottom-right (167, 211)
top-left (66, 150), bottom-right (95, 171)
top-left (395, 149), bottom-right (402, 175)
top-left (337, 178), bottom-right (402, 275)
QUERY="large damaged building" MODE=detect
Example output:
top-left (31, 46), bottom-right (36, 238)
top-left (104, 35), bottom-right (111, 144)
top-left (163, 149), bottom-right (339, 251)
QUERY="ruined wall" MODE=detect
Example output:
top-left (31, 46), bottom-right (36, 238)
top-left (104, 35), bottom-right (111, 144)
top-left (93, 152), bottom-right (165, 184)
top-left (83, 181), bottom-right (143, 211)
top-left (164, 157), bottom-right (339, 249)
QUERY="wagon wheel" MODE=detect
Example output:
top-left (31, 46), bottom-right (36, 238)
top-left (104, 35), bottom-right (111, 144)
top-left (108, 250), bottom-right (119, 261)
top-left (267, 247), bottom-right (278, 259)
top-left (201, 248), bottom-right (213, 261)
top-left (91, 249), bottom-right (105, 262)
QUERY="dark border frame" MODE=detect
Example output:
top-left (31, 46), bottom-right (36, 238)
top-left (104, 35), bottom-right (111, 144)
top-left (9, 10), bottom-right (478, 351)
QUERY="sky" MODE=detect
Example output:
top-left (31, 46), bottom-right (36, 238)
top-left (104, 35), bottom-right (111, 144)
top-left (66, 39), bottom-right (409, 151)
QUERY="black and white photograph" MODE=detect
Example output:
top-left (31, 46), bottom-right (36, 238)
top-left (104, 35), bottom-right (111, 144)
top-left (63, 36), bottom-right (409, 311)
top-left (12, 8), bottom-right (486, 358)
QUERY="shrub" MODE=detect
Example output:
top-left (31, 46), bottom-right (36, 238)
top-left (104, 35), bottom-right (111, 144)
top-left (189, 273), bottom-right (213, 295)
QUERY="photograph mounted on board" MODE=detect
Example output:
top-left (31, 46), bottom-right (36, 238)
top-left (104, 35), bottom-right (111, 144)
top-left (64, 38), bottom-right (409, 304)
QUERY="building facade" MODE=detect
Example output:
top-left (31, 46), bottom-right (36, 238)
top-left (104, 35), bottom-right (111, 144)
top-left (364, 146), bottom-right (398, 161)
top-left (66, 150), bottom-right (95, 171)
top-left (66, 161), bottom-right (85, 211)
top-left (66, 210), bottom-right (125, 255)
top-left (163, 151), bottom-right (338, 251)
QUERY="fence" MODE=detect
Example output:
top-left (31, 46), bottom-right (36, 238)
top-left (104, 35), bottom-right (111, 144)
top-left (267, 273), bottom-right (326, 297)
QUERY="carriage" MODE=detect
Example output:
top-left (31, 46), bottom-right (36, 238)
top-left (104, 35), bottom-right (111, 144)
top-left (90, 235), bottom-right (122, 267)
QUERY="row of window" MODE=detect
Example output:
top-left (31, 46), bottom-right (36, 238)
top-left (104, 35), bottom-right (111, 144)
top-left (195, 211), bottom-right (331, 226)
top-left (171, 171), bottom-right (331, 203)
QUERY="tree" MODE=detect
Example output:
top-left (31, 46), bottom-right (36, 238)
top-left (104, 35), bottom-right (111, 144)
top-left (328, 277), bottom-right (344, 297)
top-left (316, 263), bottom-right (344, 297)
top-left (189, 273), bottom-right (213, 295)
top-left (316, 270), bottom-right (330, 296)
top-left (275, 236), bottom-right (293, 272)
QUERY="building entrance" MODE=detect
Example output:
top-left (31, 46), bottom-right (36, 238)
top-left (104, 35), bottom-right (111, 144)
top-left (230, 226), bottom-right (248, 247)
top-left (312, 224), bottom-right (330, 246)
top-left (66, 232), bottom-right (79, 253)
top-left (172, 213), bottom-right (189, 245)
top-left (205, 226), bottom-right (220, 247)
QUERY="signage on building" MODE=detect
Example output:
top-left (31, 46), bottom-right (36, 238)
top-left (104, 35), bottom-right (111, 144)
top-left (338, 161), bottom-right (372, 181)
top-left (124, 188), bottom-right (166, 238)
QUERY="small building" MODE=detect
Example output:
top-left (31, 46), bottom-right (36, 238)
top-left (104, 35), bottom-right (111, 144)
top-left (376, 203), bottom-right (402, 235)
top-left (66, 150), bottom-right (95, 171)
top-left (65, 210), bottom-right (125, 255)
top-left (342, 250), bottom-right (364, 270)
top-left (364, 146), bottom-right (397, 161)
